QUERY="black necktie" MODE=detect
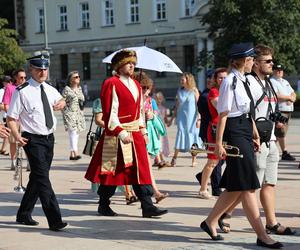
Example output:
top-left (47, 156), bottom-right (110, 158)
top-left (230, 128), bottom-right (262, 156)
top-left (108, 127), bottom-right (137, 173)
top-left (40, 84), bottom-right (54, 129)
top-left (243, 79), bottom-right (255, 119)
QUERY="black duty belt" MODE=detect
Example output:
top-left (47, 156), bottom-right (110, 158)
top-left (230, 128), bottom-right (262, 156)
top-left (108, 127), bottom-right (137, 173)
top-left (22, 131), bottom-right (53, 139)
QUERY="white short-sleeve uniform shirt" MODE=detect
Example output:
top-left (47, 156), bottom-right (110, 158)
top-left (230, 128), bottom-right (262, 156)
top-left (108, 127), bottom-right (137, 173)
top-left (7, 78), bottom-right (62, 135)
top-left (217, 69), bottom-right (251, 117)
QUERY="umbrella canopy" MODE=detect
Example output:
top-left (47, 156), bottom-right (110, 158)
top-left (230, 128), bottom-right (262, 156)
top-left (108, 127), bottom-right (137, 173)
top-left (102, 46), bottom-right (182, 73)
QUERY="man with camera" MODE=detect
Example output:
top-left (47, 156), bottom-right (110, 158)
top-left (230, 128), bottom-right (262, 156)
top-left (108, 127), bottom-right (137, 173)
top-left (246, 44), bottom-right (295, 235)
top-left (270, 64), bottom-right (296, 161)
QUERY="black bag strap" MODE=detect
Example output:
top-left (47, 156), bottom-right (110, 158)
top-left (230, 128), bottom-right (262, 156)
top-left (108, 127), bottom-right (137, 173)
top-left (88, 112), bottom-right (95, 133)
top-left (242, 78), bottom-right (255, 119)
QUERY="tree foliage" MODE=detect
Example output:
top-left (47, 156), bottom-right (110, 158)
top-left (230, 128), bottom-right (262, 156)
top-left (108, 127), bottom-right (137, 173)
top-left (0, 18), bottom-right (26, 75)
top-left (201, 0), bottom-right (300, 74)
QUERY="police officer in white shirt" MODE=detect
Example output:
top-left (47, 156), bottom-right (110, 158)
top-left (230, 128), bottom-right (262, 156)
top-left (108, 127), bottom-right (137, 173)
top-left (200, 43), bottom-right (282, 249)
top-left (270, 64), bottom-right (296, 161)
top-left (7, 51), bottom-right (68, 231)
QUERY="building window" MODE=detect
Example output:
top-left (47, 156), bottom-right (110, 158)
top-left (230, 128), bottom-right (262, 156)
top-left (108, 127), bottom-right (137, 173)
top-left (60, 54), bottom-right (68, 79)
top-left (59, 5), bottom-right (68, 30)
top-left (129, 0), bottom-right (139, 23)
top-left (37, 8), bottom-right (44, 33)
top-left (82, 53), bottom-right (91, 80)
top-left (103, 0), bottom-right (114, 26)
top-left (183, 0), bottom-right (195, 17)
top-left (80, 2), bottom-right (90, 28)
top-left (156, 47), bottom-right (166, 77)
top-left (105, 51), bottom-right (113, 76)
top-left (184, 45), bottom-right (194, 73)
top-left (154, 0), bottom-right (166, 20)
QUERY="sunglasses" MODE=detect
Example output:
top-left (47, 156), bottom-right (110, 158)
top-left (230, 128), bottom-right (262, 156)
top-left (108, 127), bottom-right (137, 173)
top-left (73, 75), bottom-right (80, 79)
top-left (258, 59), bottom-right (273, 64)
top-left (142, 86), bottom-right (150, 90)
top-left (20, 76), bottom-right (27, 79)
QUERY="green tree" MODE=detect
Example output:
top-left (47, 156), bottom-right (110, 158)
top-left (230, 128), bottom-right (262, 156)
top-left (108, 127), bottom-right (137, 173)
top-left (201, 0), bottom-right (300, 74)
top-left (0, 18), bottom-right (26, 75)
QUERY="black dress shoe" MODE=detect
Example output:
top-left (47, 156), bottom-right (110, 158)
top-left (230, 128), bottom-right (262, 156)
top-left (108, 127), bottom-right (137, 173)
top-left (49, 222), bottom-right (68, 231)
top-left (256, 238), bottom-right (283, 249)
top-left (98, 206), bottom-right (118, 216)
top-left (75, 155), bottom-right (82, 160)
top-left (16, 217), bottom-right (39, 226)
top-left (200, 221), bottom-right (224, 241)
top-left (142, 208), bottom-right (168, 218)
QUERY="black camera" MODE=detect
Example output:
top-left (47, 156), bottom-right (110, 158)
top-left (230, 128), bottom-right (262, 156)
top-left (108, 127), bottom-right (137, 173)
top-left (269, 111), bottom-right (289, 124)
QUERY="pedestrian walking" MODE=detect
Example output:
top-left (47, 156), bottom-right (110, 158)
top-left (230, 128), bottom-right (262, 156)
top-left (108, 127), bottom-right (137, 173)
top-left (7, 51), bottom-right (67, 231)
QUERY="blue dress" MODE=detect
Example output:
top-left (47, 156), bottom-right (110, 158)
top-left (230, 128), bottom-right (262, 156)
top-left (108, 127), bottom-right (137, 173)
top-left (175, 88), bottom-right (201, 152)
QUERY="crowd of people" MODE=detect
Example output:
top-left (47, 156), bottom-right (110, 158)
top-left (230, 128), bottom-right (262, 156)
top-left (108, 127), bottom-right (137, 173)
top-left (0, 43), bottom-right (299, 249)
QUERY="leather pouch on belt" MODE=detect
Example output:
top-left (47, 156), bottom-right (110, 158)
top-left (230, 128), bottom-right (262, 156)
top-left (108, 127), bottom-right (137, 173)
top-left (101, 135), bottom-right (118, 173)
top-left (120, 140), bottom-right (133, 167)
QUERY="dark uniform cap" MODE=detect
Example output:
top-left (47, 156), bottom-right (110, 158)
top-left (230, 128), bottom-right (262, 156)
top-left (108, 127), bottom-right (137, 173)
top-left (206, 69), bottom-right (215, 78)
top-left (273, 64), bottom-right (284, 71)
top-left (228, 42), bottom-right (256, 59)
top-left (111, 49), bottom-right (137, 71)
top-left (27, 51), bottom-right (50, 69)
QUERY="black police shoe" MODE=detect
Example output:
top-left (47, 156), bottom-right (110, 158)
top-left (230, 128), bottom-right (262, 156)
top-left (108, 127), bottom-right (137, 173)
top-left (281, 151), bottom-right (296, 161)
top-left (49, 222), bottom-right (68, 231)
top-left (142, 208), bottom-right (168, 218)
top-left (98, 206), bottom-right (118, 216)
top-left (16, 217), bottom-right (39, 226)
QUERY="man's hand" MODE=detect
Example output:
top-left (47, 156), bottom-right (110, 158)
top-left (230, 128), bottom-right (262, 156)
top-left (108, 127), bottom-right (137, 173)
top-left (53, 99), bottom-right (66, 111)
top-left (121, 135), bottom-right (132, 144)
top-left (16, 135), bottom-right (29, 147)
top-left (0, 124), bottom-right (10, 139)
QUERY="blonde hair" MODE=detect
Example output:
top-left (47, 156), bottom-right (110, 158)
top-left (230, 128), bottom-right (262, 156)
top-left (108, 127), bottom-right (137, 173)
top-left (155, 91), bottom-right (165, 103)
top-left (182, 72), bottom-right (196, 90)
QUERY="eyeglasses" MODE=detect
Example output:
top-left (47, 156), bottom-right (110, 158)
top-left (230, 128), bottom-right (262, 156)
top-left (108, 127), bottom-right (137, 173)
top-left (258, 59), bottom-right (273, 64)
top-left (20, 76), bottom-right (27, 79)
top-left (73, 75), bottom-right (80, 79)
top-left (142, 86), bottom-right (150, 90)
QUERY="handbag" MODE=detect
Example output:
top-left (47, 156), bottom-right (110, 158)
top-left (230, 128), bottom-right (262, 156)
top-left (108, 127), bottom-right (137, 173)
top-left (83, 113), bottom-right (99, 156)
top-left (255, 117), bottom-right (273, 144)
top-left (78, 100), bottom-right (85, 111)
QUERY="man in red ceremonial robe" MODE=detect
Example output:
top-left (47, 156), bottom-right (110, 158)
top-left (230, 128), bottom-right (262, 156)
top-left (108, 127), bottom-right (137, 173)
top-left (85, 50), bottom-right (168, 218)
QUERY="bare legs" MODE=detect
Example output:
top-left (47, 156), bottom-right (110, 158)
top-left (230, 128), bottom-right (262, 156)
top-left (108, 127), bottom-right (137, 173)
top-left (200, 159), bottom-right (218, 194)
top-left (204, 190), bottom-right (277, 244)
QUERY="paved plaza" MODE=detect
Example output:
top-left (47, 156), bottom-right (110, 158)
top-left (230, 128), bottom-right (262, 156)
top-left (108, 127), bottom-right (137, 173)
top-left (0, 109), bottom-right (299, 250)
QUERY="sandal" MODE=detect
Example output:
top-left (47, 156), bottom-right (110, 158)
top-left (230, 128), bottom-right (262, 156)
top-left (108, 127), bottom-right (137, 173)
top-left (218, 213), bottom-right (231, 233)
top-left (266, 223), bottom-right (296, 235)
top-left (0, 150), bottom-right (9, 156)
top-left (126, 196), bottom-right (139, 205)
top-left (170, 157), bottom-right (176, 167)
top-left (155, 192), bottom-right (169, 204)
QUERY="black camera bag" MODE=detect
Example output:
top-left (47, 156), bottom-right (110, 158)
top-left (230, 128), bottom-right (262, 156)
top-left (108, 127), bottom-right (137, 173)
top-left (255, 117), bottom-right (273, 143)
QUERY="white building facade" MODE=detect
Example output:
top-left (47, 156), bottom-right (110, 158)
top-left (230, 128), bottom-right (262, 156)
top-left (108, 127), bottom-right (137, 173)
top-left (17, 0), bottom-right (212, 99)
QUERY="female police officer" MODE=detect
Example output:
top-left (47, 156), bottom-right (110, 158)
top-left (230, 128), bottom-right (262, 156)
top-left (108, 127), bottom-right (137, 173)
top-left (200, 43), bottom-right (283, 249)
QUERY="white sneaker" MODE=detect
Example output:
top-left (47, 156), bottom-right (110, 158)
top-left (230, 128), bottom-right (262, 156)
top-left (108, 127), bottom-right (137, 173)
top-left (198, 190), bottom-right (214, 199)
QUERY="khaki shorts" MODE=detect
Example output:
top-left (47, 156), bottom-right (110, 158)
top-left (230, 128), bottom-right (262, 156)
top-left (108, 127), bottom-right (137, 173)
top-left (255, 141), bottom-right (279, 185)
top-left (274, 112), bottom-right (291, 138)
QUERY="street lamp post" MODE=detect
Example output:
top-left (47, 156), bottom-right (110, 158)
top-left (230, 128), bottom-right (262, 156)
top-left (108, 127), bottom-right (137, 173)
top-left (43, 0), bottom-right (51, 80)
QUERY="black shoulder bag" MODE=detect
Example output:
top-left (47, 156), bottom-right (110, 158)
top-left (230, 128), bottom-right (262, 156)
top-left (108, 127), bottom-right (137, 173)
top-left (83, 113), bottom-right (99, 156)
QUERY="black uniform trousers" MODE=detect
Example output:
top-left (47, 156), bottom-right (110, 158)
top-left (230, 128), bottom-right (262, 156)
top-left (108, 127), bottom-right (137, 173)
top-left (17, 132), bottom-right (62, 227)
top-left (98, 184), bottom-right (156, 212)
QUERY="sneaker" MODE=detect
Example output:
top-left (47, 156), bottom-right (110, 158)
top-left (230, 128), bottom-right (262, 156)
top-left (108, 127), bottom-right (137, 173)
top-left (281, 151), bottom-right (296, 161)
top-left (198, 190), bottom-right (214, 199)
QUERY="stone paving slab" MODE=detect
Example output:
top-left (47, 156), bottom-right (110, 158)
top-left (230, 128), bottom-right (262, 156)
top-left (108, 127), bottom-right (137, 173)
top-left (0, 109), bottom-right (299, 249)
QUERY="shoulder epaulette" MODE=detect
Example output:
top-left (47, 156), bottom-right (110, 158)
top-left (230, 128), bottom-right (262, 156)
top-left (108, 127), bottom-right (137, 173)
top-left (16, 82), bottom-right (29, 91)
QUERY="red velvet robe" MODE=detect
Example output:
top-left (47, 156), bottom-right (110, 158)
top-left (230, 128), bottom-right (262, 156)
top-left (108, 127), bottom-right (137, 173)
top-left (85, 75), bottom-right (152, 185)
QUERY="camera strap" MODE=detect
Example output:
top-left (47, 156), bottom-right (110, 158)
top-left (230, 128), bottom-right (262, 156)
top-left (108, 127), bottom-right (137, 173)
top-left (250, 72), bottom-right (276, 117)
